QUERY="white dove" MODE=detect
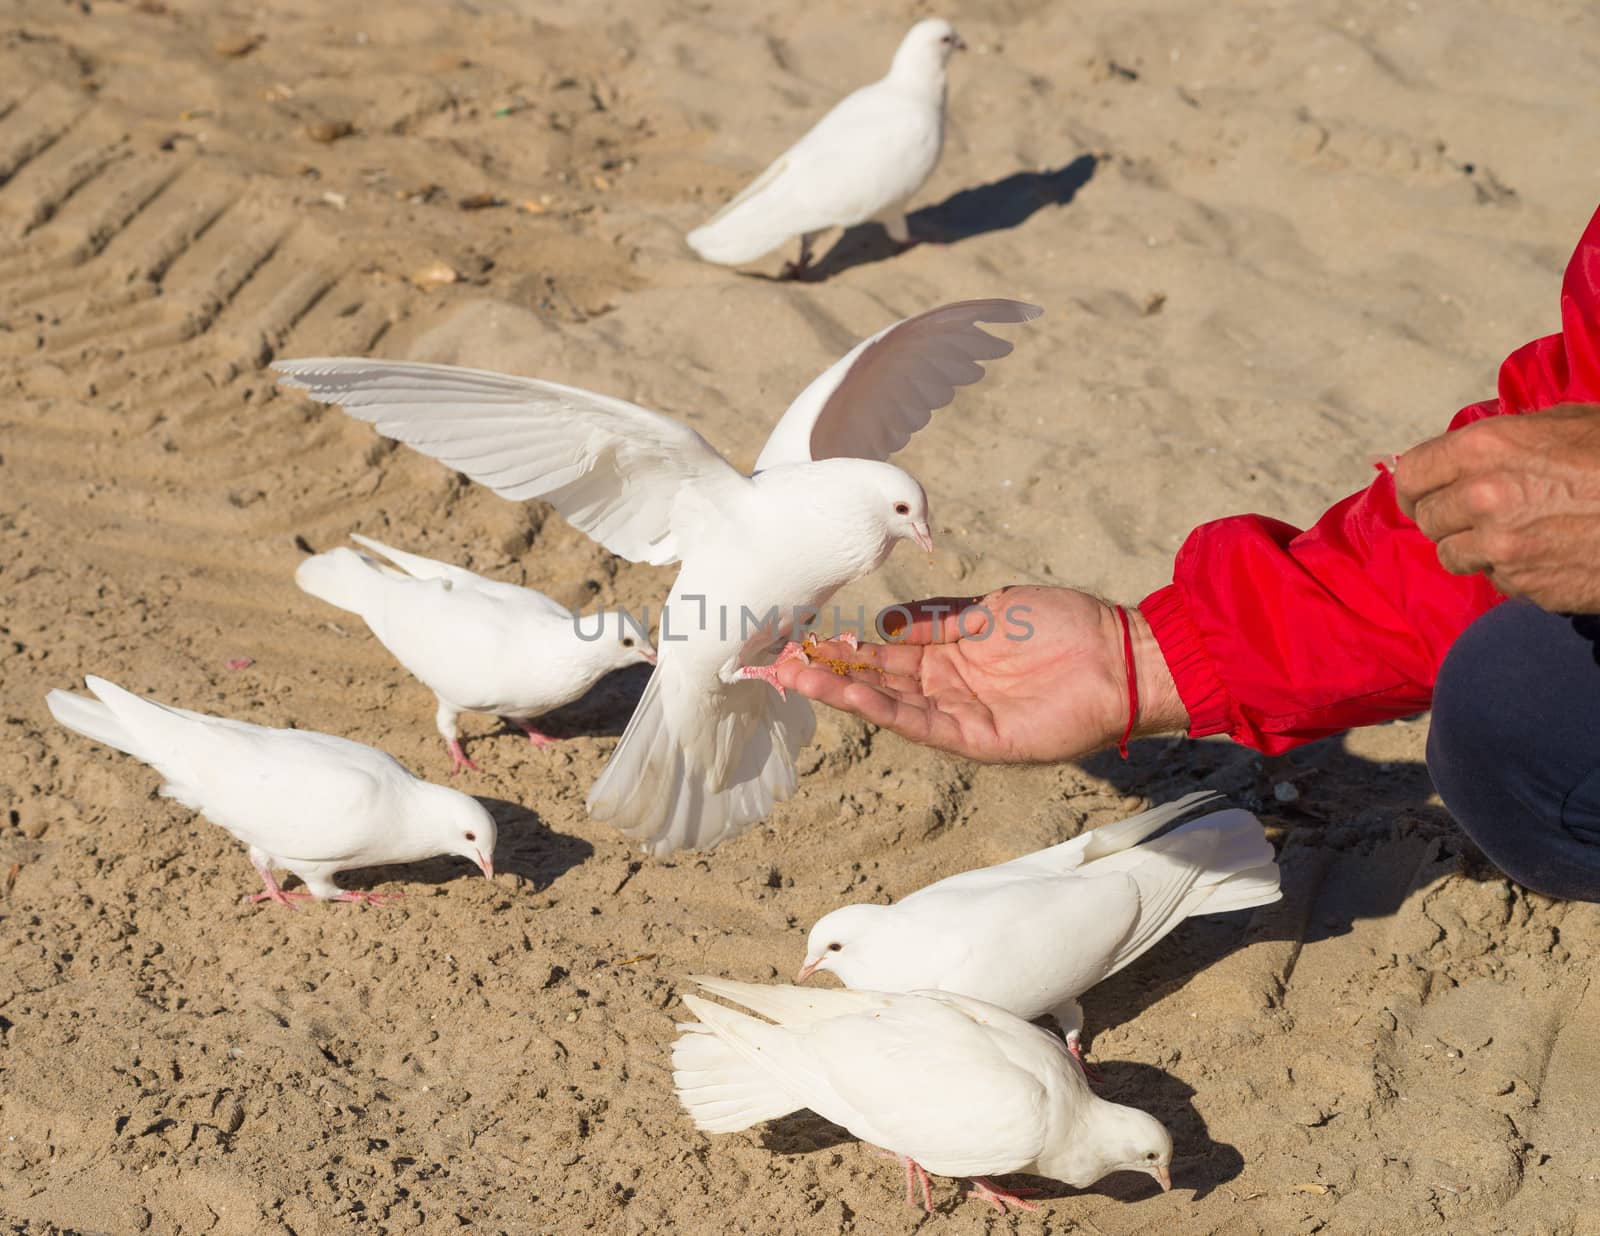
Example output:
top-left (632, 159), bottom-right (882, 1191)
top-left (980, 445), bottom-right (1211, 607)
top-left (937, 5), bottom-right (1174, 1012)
top-left (673, 976), bottom-right (1173, 1214)
top-left (687, 18), bottom-right (965, 276)
top-left (46, 675), bottom-right (497, 907)
top-left (798, 792), bottom-right (1280, 1065)
top-left (295, 533), bottom-right (657, 773)
top-left (274, 298), bottom-right (1039, 855)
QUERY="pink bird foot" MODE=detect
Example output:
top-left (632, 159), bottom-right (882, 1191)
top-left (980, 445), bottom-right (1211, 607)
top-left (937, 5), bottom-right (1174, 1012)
top-left (1066, 1029), bottom-right (1103, 1083)
top-left (333, 889), bottom-right (404, 908)
top-left (243, 863), bottom-right (313, 910)
top-left (737, 641), bottom-right (811, 699)
top-left (967, 1178), bottom-right (1041, 1213)
top-left (873, 1151), bottom-right (933, 1213)
top-left (447, 738), bottom-right (481, 775)
top-left (512, 719), bottom-right (558, 749)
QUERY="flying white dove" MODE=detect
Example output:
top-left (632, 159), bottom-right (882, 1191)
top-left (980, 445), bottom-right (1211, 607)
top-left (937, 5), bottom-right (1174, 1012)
top-left (687, 18), bottom-right (965, 276)
top-left (295, 532), bottom-right (656, 773)
top-left (46, 675), bottom-right (497, 907)
top-left (274, 298), bottom-right (1040, 855)
top-left (798, 792), bottom-right (1280, 1064)
top-left (673, 976), bottom-right (1173, 1213)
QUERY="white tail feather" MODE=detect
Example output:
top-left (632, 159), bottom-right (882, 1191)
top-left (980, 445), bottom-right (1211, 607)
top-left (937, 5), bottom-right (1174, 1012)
top-left (294, 547), bottom-right (390, 618)
top-left (587, 669), bottom-right (816, 855)
top-left (671, 1021), bottom-right (800, 1133)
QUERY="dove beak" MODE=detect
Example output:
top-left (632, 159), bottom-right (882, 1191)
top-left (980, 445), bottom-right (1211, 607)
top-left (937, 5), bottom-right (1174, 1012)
top-left (640, 647), bottom-right (658, 666)
top-left (796, 957), bottom-right (822, 982)
top-left (476, 849), bottom-right (494, 880)
top-left (911, 522), bottom-right (934, 554)
top-left (952, 33), bottom-right (968, 51)
top-left (1150, 1165), bottom-right (1172, 1193)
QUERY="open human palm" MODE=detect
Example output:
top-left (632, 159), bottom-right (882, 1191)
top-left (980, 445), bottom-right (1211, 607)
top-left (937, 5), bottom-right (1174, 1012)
top-left (774, 586), bottom-right (1186, 763)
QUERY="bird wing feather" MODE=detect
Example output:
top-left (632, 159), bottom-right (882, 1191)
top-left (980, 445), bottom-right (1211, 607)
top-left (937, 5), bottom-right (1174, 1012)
top-left (754, 299), bottom-right (1041, 471)
top-left (275, 359), bottom-right (748, 566)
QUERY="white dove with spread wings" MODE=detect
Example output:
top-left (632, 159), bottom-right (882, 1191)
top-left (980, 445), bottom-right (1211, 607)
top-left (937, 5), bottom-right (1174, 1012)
top-left (275, 299), bottom-right (1040, 855)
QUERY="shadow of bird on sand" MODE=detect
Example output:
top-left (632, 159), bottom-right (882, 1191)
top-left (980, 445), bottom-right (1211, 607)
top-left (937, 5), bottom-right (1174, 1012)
top-left (341, 794), bottom-right (593, 895)
top-left (747, 154), bottom-right (1098, 284)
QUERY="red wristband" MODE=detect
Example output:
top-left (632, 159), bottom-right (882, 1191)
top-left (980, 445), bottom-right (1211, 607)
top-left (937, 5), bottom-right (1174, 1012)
top-left (1114, 604), bottom-right (1139, 759)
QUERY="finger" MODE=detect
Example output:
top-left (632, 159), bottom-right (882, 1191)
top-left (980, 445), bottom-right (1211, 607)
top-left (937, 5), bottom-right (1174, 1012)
top-left (1395, 421), bottom-right (1503, 518)
top-left (874, 595), bottom-right (991, 645)
top-left (798, 637), bottom-right (928, 677)
top-left (1411, 483), bottom-right (1479, 543)
top-left (1434, 530), bottom-right (1493, 577)
top-left (772, 646), bottom-right (920, 693)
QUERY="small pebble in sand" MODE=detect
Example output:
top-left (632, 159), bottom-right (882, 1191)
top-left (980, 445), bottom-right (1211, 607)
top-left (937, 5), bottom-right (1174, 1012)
top-left (305, 118), bottom-right (354, 144)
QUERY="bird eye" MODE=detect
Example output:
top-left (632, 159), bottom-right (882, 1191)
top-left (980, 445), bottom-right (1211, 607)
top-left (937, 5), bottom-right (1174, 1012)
top-left (827, 942), bottom-right (842, 952)
top-left (894, 502), bottom-right (910, 516)
top-left (622, 637), bottom-right (635, 647)
top-left (1145, 1152), bottom-right (1157, 1161)
top-left (465, 831), bottom-right (476, 841)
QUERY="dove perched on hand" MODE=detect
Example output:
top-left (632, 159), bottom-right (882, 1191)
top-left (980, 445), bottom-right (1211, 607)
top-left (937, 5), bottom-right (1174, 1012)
top-left (673, 977), bottom-right (1173, 1213)
top-left (46, 676), bottom-right (497, 907)
top-left (687, 18), bottom-right (965, 276)
top-left (798, 792), bottom-right (1280, 1060)
top-left (295, 533), bottom-right (656, 773)
top-left (275, 298), bottom-right (1039, 856)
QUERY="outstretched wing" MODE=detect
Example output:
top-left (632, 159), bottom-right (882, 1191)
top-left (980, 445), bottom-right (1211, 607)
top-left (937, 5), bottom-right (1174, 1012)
top-left (754, 299), bottom-right (1042, 471)
top-left (275, 359), bottom-right (747, 566)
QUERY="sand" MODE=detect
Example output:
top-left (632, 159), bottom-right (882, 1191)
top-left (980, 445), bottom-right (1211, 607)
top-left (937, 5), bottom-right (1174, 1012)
top-left (3, 0), bottom-right (1600, 1231)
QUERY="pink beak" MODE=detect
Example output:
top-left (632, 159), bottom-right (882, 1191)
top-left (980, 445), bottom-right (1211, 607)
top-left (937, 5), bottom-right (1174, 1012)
top-left (1151, 1165), bottom-right (1172, 1192)
top-left (911, 522), bottom-right (934, 554)
top-left (477, 849), bottom-right (494, 879)
top-left (640, 647), bottom-right (658, 666)
top-left (796, 957), bottom-right (821, 982)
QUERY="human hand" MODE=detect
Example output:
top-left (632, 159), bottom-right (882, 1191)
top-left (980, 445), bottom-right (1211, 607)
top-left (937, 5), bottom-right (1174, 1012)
top-left (1394, 404), bottom-right (1600, 613)
top-left (774, 585), bottom-right (1188, 764)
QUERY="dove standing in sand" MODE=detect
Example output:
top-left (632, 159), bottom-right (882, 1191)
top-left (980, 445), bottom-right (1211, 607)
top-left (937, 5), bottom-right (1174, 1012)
top-left (797, 792), bottom-right (1280, 1062)
top-left (296, 533), bottom-right (656, 773)
top-left (275, 298), bottom-right (1039, 856)
top-left (687, 18), bottom-right (965, 276)
top-left (673, 977), bottom-right (1172, 1213)
top-left (46, 676), bottom-right (496, 906)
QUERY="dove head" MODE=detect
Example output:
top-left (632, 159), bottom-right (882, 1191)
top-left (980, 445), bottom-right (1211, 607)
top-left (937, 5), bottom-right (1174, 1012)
top-left (891, 18), bottom-right (967, 80)
top-left (609, 617), bottom-right (658, 669)
top-left (839, 460), bottom-right (933, 556)
top-left (418, 783), bottom-right (498, 880)
top-left (1039, 1097), bottom-right (1173, 1193)
top-left (798, 903), bottom-right (903, 984)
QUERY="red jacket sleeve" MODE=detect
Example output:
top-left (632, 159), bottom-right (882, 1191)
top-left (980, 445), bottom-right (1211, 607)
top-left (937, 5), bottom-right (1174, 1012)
top-left (1140, 203), bottom-right (1600, 754)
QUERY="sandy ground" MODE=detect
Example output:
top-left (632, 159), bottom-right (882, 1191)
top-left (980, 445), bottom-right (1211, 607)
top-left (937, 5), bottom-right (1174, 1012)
top-left (3, 0), bottom-right (1600, 1231)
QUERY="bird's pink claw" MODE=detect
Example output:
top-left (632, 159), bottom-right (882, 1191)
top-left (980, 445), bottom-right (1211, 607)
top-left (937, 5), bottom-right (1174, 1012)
top-left (967, 1177), bottom-right (1041, 1213)
top-left (334, 889), bottom-right (403, 908)
top-left (447, 739), bottom-right (481, 774)
top-left (737, 663), bottom-right (788, 699)
top-left (1066, 1029), bottom-right (1103, 1083)
top-left (512, 719), bottom-right (558, 748)
top-left (874, 1151), bottom-right (933, 1213)
top-left (246, 863), bottom-right (311, 910)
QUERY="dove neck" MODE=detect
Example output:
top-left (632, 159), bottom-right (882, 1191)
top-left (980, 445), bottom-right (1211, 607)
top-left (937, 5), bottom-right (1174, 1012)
top-left (887, 43), bottom-right (949, 96)
top-left (1037, 1093), bottom-right (1170, 1188)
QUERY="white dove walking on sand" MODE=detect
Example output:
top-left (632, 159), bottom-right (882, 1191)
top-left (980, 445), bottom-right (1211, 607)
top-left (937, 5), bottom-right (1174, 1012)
top-left (295, 533), bottom-right (656, 774)
top-left (274, 298), bottom-right (1039, 855)
top-left (46, 676), bottom-right (497, 907)
top-left (798, 792), bottom-right (1281, 1066)
top-left (673, 976), bottom-right (1173, 1214)
top-left (687, 18), bottom-right (965, 276)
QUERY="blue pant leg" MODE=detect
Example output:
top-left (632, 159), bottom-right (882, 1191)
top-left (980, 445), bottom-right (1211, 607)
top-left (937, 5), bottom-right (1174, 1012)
top-left (1425, 600), bottom-right (1600, 902)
